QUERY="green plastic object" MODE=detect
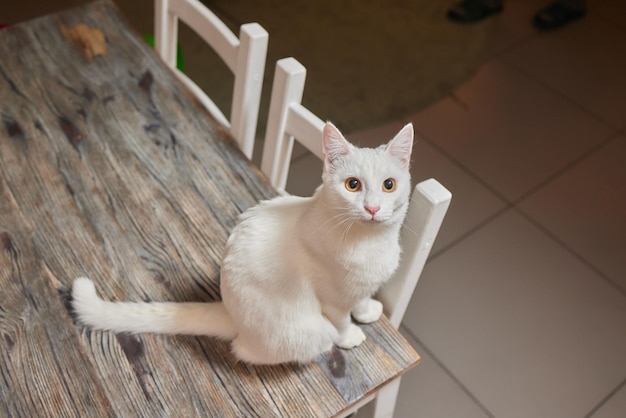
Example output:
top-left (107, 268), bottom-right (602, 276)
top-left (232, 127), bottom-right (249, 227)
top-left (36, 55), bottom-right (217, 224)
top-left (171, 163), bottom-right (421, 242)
top-left (144, 34), bottom-right (185, 71)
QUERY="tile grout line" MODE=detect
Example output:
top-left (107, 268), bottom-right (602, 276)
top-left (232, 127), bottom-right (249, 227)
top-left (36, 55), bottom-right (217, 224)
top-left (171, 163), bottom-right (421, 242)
top-left (398, 11), bottom-right (540, 129)
top-left (428, 204), bottom-right (512, 261)
top-left (399, 324), bottom-right (496, 418)
top-left (408, 125), bottom-right (516, 261)
top-left (493, 5), bottom-right (626, 117)
top-left (584, 377), bottom-right (626, 418)
top-left (496, 54), bottom-right (621, 132)
top-left (411, 127), bottom-right (512, 204)
top-left (511, 133), bottom-right (626, 298)
top-left (423, 119), bottom-right (625, 294)
top-left (411, 119), bottom-right (625, 297)
top-left (513, 206), bottom-right (626, 297)
top-left (512, 131), bottom-right (622, 204)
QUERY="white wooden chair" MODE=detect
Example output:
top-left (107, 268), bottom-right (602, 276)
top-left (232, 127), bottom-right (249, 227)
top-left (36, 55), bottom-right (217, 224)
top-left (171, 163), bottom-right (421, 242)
top-left (154, 0), bottom-right (268, 159)
top-left (261, 57), bottom-right (452, 418)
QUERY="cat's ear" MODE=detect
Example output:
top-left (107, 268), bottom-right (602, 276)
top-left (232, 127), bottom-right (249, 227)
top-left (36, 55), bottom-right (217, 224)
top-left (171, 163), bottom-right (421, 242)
top-left (322, 122), bottom-right (351, 172)
top-left (386, 123), bottom-right (414, 169)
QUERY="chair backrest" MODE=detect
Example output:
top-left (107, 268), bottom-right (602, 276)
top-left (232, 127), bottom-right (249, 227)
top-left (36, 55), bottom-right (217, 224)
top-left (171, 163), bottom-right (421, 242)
top-left (261, 57), bottom-right (452, 327)
top-left (377, 178), bottom-right (451, 327)
top-left (154, 0), bottom-right (268, 159)
top-left (261, 58), bottom-right (325, 191)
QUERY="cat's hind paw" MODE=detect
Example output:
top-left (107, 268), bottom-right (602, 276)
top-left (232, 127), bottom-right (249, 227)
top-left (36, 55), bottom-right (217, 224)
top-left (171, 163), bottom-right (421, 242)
top-left (336, 323), bottom-right (366, 349)
top-left (352, 299), bottom-right (383, 324)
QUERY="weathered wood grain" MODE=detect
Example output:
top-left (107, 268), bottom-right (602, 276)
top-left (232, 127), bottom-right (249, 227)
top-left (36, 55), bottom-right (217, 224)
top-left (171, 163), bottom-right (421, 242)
top-left (0, 1), bottom-right (419, 416)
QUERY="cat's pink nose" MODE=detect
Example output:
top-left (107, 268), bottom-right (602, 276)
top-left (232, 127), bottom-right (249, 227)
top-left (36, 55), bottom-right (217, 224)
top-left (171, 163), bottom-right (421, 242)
top-left (365, 206), bottom-right (380, 216)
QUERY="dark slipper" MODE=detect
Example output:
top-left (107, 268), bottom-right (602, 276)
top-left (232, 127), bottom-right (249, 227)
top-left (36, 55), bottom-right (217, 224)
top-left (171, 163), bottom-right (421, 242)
top-left (447, 0), bottom-right (504, 23)
top-left (533, 2), bottom-right (586, 30)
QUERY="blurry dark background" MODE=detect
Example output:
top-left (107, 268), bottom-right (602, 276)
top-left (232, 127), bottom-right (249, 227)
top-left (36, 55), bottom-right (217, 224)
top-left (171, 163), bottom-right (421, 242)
top-left (0, 0), bottom-right (496, 136)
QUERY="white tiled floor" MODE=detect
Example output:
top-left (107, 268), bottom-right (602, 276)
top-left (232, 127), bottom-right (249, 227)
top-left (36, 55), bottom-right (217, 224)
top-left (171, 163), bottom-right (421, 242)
top-left (287, 1), bottom-right (626, 417)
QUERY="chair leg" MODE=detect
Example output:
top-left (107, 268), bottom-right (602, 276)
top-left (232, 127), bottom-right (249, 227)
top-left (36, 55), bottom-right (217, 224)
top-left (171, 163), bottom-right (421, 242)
top-left (356, 377), bottom-right (402, 418)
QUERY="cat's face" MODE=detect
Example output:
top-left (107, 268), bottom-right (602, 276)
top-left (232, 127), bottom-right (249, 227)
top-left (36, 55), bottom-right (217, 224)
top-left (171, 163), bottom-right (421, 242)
top-left (321, 123), bottom-right (413, 225)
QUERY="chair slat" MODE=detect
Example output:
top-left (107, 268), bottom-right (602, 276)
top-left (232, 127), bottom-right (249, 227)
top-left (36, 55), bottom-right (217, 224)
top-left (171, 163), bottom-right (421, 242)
top-left (378, 178), bottom-right (452, 328)
top-left (169, 0), bottom-right (238, 70)
top-left (154, 0), bottom-right (268, 159)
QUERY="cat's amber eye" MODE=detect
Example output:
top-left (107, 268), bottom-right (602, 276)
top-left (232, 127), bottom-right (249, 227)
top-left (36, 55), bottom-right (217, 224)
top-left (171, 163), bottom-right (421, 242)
top-left (383, 178), bottom-right (396, 192)
top-left (345, 177), bottom-right (361, 192)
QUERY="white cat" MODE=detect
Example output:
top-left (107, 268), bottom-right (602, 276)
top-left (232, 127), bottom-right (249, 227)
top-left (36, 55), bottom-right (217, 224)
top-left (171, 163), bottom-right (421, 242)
top-left (72, 122), bottom-right (414, 365)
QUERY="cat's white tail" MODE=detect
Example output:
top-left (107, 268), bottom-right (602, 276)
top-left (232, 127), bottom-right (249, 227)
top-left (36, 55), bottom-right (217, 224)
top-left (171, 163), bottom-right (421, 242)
top-left (71, 278), bottom-right (237, 340)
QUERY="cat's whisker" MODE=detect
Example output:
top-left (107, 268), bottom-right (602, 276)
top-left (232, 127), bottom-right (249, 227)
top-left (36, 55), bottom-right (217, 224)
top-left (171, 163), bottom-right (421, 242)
top-left (341, 219), bottom-right (357, 245)
top-left (333, 216), bottom-right (354, 241)
top-left (313, 207), bottom-right (354, 235)
top-left (328, 216), bottom-right (356, 239)
top-left (398, 218), bottom-right (422, 240)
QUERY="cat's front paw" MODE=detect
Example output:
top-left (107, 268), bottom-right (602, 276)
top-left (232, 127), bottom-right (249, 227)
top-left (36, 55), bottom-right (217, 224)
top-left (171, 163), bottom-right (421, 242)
top-left (352, 299), bottom-right (383, 324)
top-left (336, 323), bottom-right (366, 349)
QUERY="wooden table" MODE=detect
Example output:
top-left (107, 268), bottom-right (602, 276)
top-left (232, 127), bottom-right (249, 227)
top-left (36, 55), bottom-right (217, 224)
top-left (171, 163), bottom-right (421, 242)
top-left (0, 1), bottom-right (419, 416)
